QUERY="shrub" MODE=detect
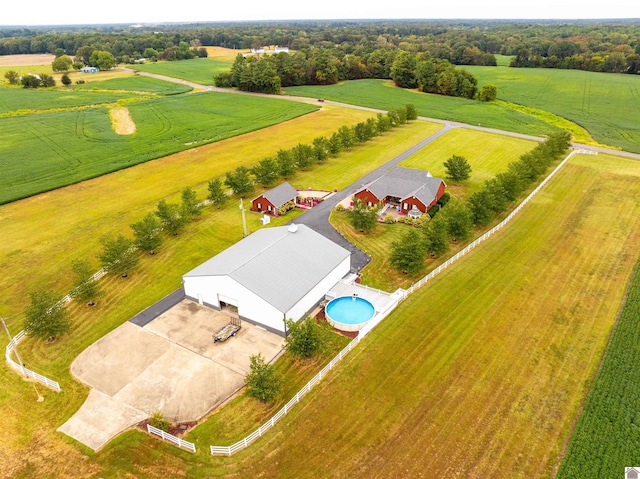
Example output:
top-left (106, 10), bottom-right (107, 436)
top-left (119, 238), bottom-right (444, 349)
top-left (335, 204), bottom-right (345, 212)
top-left (149, 411), bottom-right (169, 432)
top-left (438, 192), bottom-right (451, 207)
top-left (384, 215), bottom-right (395, 224)
top-left (428, 204), bottom-right (440, 218)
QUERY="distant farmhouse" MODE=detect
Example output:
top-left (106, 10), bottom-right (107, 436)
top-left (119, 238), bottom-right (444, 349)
top-left (80, 66), bottom-right (99, 73)
top-left (353, 167), bottom-right (446, 216)
top-left (244, 45), bottom-right (290, 57)
top-left (183, 224), bottom-right (350, 335)
top-left (251, 182), bottom-right (298, 216)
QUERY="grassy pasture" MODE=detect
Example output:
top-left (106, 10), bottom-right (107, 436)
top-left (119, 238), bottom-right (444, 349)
top-left (69, 75), bottom-right (193, 95)
top-left (132, 58), bottom-right (232, 85)
top-left (0, 117), bottom-right (439, 478)
top-left (399, 127), bottom-right (537, 199)
top-left (465, 65), bottom-right (640, 153)
top-left (284, 79), bottom-right (559, 136)
top-left (0, 91), bottom-right (316, 204)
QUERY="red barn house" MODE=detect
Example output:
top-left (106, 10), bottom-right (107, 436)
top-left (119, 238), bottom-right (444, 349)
top-left (251, 182), bottom-right (298, 216)
top-left (353, 167), bottom-right (446, 215)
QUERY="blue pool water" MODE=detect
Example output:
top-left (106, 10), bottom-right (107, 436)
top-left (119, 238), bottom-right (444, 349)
top-left (326, 296), bottom-right (375, 325)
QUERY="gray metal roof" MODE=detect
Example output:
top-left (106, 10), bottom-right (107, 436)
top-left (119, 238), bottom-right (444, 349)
top-left (255, 182), bottom-right (298, 208)
top-left (358, 167), bottom-right (444, 208)
top-left (184, 224), bottom-right (350, 313)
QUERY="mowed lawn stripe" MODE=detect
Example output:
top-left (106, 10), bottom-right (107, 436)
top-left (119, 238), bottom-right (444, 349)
top-left (219, 154), bottom-right (640, 478)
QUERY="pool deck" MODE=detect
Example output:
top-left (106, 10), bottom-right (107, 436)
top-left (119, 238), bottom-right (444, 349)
top-left (326, 279), bottom-right (401, 316)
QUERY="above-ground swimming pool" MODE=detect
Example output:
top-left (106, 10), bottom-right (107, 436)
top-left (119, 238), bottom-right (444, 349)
top-left (325, 296), bottom-right (375, 332)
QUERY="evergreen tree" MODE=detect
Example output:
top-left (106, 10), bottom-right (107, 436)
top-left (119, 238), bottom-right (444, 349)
top-left (444, 155), bottom-right (472, 182)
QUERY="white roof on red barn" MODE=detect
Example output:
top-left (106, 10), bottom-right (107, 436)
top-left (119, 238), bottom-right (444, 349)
top-left (356, 167), bottom-right (444, 207)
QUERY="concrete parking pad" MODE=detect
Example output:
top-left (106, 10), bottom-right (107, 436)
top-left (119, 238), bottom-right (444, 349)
top-left (59, 300), bottom-right (284, 451)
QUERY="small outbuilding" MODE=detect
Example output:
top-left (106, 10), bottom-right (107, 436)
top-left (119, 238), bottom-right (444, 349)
top-left (183, 224), bottom-right (350, 335)
top-left (251, 181), bottom-right (298, 216)
top-left (353, 166), bottom-right (446, 215)
top-left (80, 66), bottom-right (99, 73)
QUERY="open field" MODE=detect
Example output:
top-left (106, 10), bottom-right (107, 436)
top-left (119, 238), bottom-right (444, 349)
top-left (284, 79), bottom-right (560, 136)
top-left (132, 58), bottom-right (233, 85)
top-left (204, 46), bottom-right (248, 58)
top-left (0, 92), bottom-right (316, 203)
top-left (465, 65), bottom-right (640, 153)
top-left (399, 127), bottom-right (537, 198)
top-left (0, 53), bottom-right (55, 66)
top-left (70, 75), bottom-right (193, 95)
top-left (0, 116), bottom-right (438, 477)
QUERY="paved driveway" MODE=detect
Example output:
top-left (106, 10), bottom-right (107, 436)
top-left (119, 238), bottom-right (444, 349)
top-left (58, 300), bottom-right (283, 451)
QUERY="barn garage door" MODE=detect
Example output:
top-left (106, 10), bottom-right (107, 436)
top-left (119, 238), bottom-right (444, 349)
top-left (218, 294), bottom-right (238, 307)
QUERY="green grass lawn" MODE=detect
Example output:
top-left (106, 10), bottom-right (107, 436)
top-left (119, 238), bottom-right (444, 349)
top-left (284, 79), bottom-right (558, 136)
top-left (399, 127), bottom-right (537, 198)
top-left (464, 65), bottom-right (640, 153)
top-left (70, 75), bottom-right (193, 95)
top-left (132, 58), bottom-right (232, 85)
top-left (0, 92), bottom-right (316, 204)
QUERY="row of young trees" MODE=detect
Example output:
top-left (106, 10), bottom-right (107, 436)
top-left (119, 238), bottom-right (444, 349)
top-left (22, 106), bottom-right (417, 342)
top-left (214, 105), bottom-right (418, 199)
top-left (216, 48), bottom-right (484, 100)
top-left (387, 131), bottom-right (572, 275)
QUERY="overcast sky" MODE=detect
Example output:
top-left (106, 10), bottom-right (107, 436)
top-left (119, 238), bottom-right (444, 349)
top-left (2, 1), bottom-right (639, 26)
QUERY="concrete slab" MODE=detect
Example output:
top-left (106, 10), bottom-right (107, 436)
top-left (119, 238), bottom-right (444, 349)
top-left (70, 321), bottom-right (168, 396)
top-left (60, 299), bottom-right (284, 451)
top-left (57, 390), bottom-right (147, 451)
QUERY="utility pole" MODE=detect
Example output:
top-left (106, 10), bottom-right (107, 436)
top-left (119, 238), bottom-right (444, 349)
top-left (240, 198), bottom-right (248, 237)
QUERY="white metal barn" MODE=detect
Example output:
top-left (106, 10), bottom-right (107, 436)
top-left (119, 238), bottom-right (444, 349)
top-left (182, 224), bottom-right (350, 335)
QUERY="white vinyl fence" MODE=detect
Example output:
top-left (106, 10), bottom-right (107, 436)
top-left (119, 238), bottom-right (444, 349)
top-left (147, 425), bottom-right (196, 453)
top-left (209, 148), bottom-right (587, 456)
top-left (5, 331), bottom-right (61, 392)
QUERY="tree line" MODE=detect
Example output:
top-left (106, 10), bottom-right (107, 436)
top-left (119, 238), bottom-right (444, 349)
top-left (215, 49), bottom-right (482, 99)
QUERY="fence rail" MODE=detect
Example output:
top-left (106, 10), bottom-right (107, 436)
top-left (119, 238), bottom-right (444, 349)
top-left (147, 425), bottom-right (196, 453)
top-left (5, 331), bottom-right (61, 392)
top-left (208, 148), bottom-right (580, 456)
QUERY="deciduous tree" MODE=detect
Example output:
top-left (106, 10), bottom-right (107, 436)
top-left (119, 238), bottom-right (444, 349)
top-left (251, 158), bottom-right (279, 187)
top-left (441, 201), bottom-right (474, 241)
top-left (130, 213), bottom-right (162, 254)
top-left (276, 149), bottom-right (296, 178)
top-left (23, 289), bottom-right (70, 342)
top-left (284, 317), bottom-right (329, 358)
top-left (444, 154), bottom-right (472, 182)
top-left (423, 216), bottom-right (450, 256)
top-left (207, 178), bottom-right (228, 208)
top-left (478, 84), bottom-right (497, 101)
top-left (390, 230), bottom-right (427, 274)
top-left (225, 166), bottom-right (254, 197)
top-left (99, 234), bottom-right (139, 277)
top-left (52, 54), bottom-right (73, 72)
top-left (348, 199), bottom-right (378, 232)
top-left (181, 187), bottom-right (202, 220)
top-left (4, 70), bottom-right (20, 85)
top-left (155, 200), bottom-right (186, 235)
top-left (70, 259), bottom-right (102, 306)
top-left (245, 353), bottom-right (283, 403)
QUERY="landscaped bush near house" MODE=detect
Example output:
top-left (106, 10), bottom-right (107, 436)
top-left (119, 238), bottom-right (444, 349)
top-left (384, 215), bottom-right (395, 224)
top-left (335, 204), bottom-right (345, 212)
top-left (438, 192), bottom-right (451, 207)
top-left (428, 204), bottom-right (440, 218)
top-left (150, 411), bottom-right (169, 432)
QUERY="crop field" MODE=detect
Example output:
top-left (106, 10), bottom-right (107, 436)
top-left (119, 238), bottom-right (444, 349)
top-left (399, 127), bottom-right (537, 199)
top-left (70, 75), bottom-right (193, 95)
top-left (132, 58), bottom-right (233, 85)
top-left (0, 116), bottom-right (439, 478)
top-left (0, 86), bottom-right (143, 114)
top-left (0, 92), bottom-right (316, 203)
top-left (284, 79), bottom-right (559, 136)
top-left (465, 65), bottom-right (640, 153)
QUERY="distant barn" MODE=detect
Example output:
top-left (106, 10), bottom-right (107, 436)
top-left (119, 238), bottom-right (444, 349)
top-left (80, 66), bottom-right (99, 73)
